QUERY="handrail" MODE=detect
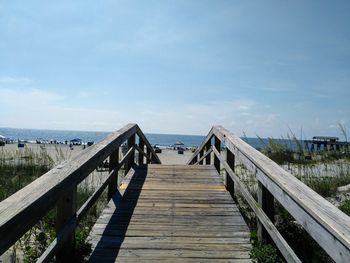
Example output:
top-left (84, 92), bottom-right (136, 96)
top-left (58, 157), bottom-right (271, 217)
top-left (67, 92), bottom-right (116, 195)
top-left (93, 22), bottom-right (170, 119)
top-left (0, 123), bottom-right (161, 261)
top-left (188, 126), bottom-right (350, 263)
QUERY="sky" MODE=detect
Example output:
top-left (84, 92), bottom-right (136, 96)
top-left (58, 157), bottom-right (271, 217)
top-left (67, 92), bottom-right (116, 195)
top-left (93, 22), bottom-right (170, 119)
top-left (0, 1), bottom-right (349, 138)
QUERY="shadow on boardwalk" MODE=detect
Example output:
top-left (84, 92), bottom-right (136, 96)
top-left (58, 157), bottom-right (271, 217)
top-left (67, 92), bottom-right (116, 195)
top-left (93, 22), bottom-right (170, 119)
top-left (88, 165), bottom-right (148, 262)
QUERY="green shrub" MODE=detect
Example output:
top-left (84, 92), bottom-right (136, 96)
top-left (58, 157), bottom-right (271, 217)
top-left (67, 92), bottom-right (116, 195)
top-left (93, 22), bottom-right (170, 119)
top-left (0, 147), bottom-right (96, 262)
top-left (250, 242), bottom-right (283, 263)
top-left (250, 231), bottom-right (283, 263)
top-left (260, 138), bottom-right (294, 165)
top-left (275, 206), bottom-right (334, 263)
top-left (339, 200), bottom-right (350, 216)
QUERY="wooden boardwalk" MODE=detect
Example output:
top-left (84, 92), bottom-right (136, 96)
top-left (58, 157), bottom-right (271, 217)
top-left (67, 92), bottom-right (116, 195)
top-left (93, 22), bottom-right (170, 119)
top-left (2, 124), bottom-right (350, 262)
top-left (88, 164), bottom-right (252, 262)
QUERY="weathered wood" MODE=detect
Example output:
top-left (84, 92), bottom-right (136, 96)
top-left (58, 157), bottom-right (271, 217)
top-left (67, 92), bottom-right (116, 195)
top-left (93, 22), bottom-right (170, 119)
top-left (212, 126), bottom-right (350, 263)
top-left (194, 148), bottom-right (212, 165)
top-left (38, 167), bottom-right (124, 262)
top-left (188, 132), bottom-right (214, 165)
top-left (226, 149), bottom-right (235, 198)
top-left (212, 146), bottom-right (301, 263)
top-left (146, 147), bottom-right (151, 164)
top-left (138, 140), bottom-right (145, 165)
top-left (108, 148), bottom-right (119, 200)
top-left (193, 155), bottom-right (198, 164)
top-left (37, 216), bottom-right (77, 263)
top-left (134, 144), bottom-right (151, 163)
top-left (214, 136), bottom-right (221, 173)
top-left (125, 134), bottom-right (135, 174)
top-left (56, 188), bottom-right (77, 262)
top-left (199, 149), bottom-right (204, 165)
top-left (257, 182), bottom-right (274, 242)
top-left (0, 123), bottom-right (160, 259)
top-left (0, 124), bottom-right (138, 255)
top-left (192, 125), bottom-right (350, 262)
top-left (88, 165), bottom-right (251, 262)
top-left (135, 126), bottom-right (161, 164)
top-left (205, 140), bottom-right (211, 165)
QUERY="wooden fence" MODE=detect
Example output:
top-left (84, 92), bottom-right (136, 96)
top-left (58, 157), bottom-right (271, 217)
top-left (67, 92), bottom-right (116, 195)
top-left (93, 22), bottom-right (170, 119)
top-left (188, 126), bottom-right (350, 263)
top-left (0, 123), bottom-right (160, 262)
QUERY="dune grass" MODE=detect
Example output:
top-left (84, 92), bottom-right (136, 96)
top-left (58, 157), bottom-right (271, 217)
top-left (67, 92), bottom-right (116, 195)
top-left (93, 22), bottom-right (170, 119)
top-left (0, 146), bottom-right (108, 262)
top-left (235, 135), bottom-right (350, 263)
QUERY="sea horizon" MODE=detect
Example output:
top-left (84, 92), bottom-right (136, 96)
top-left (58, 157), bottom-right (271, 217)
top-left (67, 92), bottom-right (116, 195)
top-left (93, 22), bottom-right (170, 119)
top-left (0, 126), bottom-right (303, 150)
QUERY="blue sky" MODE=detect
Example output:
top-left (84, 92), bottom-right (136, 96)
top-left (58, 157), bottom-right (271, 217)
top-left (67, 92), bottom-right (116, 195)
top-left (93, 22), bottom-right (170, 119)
top-left (0, 1), bottom-right (349, 138)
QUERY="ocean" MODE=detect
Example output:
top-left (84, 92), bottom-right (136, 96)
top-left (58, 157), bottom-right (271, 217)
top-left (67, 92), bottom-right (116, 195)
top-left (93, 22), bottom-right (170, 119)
top-left (0, 127), bottom-right (296, 150)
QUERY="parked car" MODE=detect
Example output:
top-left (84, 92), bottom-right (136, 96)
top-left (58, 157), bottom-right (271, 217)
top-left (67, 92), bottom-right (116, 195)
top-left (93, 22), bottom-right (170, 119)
top-left (154, 144), bottom-right (162, 153)
top-left (70, 138), bottom-right (82, 145)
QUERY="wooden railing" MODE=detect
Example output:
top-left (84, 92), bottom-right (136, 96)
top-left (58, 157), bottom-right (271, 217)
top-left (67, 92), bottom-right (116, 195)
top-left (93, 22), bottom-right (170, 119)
top-left (0, 123), bottom-right (161, 262)
top-left (188, 126), bottom-right (350, 263)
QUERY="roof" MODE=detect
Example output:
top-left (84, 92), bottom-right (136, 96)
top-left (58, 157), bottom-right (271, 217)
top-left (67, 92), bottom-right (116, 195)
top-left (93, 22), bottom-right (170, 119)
top-left (312, 136), bottom-right (339, 141)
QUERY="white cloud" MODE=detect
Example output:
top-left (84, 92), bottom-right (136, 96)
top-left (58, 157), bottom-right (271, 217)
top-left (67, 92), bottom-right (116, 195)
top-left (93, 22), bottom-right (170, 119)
top-left (0, 76), bottom-right (32, 85)
top-left (1, 87), bottom-right (348, 138)
top-left (0, 88), bottom-right (63, 106)
top-left (131, 99), bottom-right (280, 136)
top-left (0, 88), bottom-right (110, 130)
top-left (0, 88), bottom-right (284, 136)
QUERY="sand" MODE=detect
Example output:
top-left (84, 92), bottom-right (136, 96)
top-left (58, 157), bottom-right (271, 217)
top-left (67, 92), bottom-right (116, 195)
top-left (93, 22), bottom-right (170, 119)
top-left (0, 143), bottom-right (194, 165)
top-left (0, 143), bottom-right (195, 193)
top-left (157, 149), bottom-right (193, 164)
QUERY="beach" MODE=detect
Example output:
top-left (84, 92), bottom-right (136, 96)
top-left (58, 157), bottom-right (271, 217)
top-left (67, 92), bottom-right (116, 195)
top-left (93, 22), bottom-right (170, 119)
top-left (0, 143), bottom-right (194, 165)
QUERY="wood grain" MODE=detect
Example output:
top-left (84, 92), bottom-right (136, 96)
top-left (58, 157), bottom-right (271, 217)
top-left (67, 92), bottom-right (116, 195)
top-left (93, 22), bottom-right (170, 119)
top-left (189, 125), bottom-right (350, 263)
top-left (88, 164), bottom-right (251, 262)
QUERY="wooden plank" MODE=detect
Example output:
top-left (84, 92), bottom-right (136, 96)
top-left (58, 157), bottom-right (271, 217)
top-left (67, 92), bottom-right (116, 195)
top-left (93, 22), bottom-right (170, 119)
top-left (212, 126), bottom-right (350, 262)
top-left (214, 137), bottom-right (221, 173)
top-left (106, 202), bottom-right (239, 208)
top-left (91, 240), bottom-right (251, 250)
top-left (135, 126), bottom-right (161, 164)
top-left (138, 140), bottom-right (144, 165)
top-left (88, 164), bottom-right (251, 262)
top-left (108, 259), bottom-right (251, 263)
top-left (95, 216), bottom-right (248, 226)
top-left (103, 206), bottom-right (240, 213)
top-left (213, 147), bottom-right (300, 263)
top-left (0, 123), bottom-right (138, 254)
top-left (125, 134), bottom-right (135, 174)
top-left (108, 148), bottom-right (119, 200)
top-left (55, 188), bottom-right (77, 262)
top-left (257, 181), bottom-right (275, 242)
top-left (89, 248), bottom-right (250, 259)
top-left (89, 236), bottom-right (250, 244)
top-left (91, 258), bottom-right (251, 263)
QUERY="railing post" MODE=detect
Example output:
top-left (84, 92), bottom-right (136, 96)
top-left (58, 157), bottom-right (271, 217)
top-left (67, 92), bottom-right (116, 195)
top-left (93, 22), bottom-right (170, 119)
top-left (151, 154), bottom-right (158, 164)
top-left (205, 141), bottom-right (211, 165)
top-left (146, 147), bottom-right (151, 164)
top-left (125, 134), bottom-right (135, 174)
top-left (108, 148), bottom-right (119, 200)
top-left (257, 182), bottom-right (275, 242)
top-left (56, 187), bottom-right (77, 262)
top-left (226, 149), bottom-right (235, 198)
top-left (214, 137), bottom-right (221, 174)
top-left (199, 150), bottom-right (204, 165)
top-left (139, 140), bottom-right (144, 165)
